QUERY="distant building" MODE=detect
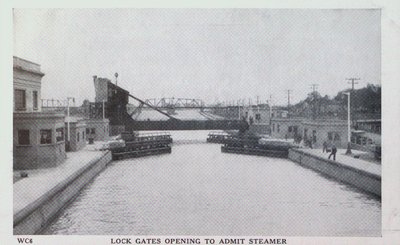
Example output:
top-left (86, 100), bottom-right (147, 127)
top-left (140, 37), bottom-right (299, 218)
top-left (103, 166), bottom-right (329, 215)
top-left (240, 104), bottom-right (271, 135)
top-left (270, 117), bottom-right (303, 139)
top-left (241, 104), bottom-right (271, 125)
top-left (65, 117), bottom-right (87, 151)
top-left (355, 119), bottom-right (381, 134)
top-left (270, 116), bottom-right (348, 148)
top-left (302, 119), bottom-right (348, 148)
top-left (85, 118), bottom-right (110, 141)
top-left (13, 56), bottom-right (66, 169)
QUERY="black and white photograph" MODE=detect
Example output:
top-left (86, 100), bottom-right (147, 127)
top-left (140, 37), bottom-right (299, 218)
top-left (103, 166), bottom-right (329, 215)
top-left (2, 2), bottom-right (400, 244)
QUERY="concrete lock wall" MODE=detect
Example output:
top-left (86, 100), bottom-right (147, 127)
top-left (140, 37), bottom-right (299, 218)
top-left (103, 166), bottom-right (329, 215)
top-left (13, 151), bottom-right (112, 235)
top-left (288, 149), bottom-right (381, 197)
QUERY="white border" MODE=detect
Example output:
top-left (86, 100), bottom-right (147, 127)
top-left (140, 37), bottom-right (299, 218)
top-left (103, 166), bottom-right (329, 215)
top-left (1, 0), bottom-right (400, 244)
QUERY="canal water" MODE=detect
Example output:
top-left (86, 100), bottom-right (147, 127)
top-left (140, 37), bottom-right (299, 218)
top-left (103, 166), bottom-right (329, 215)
top-left (44, 131), bottom-right (381, 236)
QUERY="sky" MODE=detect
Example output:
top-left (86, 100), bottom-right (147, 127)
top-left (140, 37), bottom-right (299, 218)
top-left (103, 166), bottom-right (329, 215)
top-left (13, 9), bottom-right (381, 106)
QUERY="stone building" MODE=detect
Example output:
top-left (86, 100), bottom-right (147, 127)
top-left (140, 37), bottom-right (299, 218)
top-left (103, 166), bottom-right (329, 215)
top-left (13, 56), bottom-right (66, 169)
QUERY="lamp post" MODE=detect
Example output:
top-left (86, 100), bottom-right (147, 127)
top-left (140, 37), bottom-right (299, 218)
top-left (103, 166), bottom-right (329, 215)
top-left (343, 92), bottom-right (352, 155)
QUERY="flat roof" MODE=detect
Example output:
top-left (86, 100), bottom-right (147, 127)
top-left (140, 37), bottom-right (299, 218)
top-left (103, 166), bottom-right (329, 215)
top-left (13, 56), bottom-right (45, 76)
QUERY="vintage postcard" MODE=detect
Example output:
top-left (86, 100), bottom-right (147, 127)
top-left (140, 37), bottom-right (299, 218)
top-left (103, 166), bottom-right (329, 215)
top-left (1, 1), bottom-right (400, 245)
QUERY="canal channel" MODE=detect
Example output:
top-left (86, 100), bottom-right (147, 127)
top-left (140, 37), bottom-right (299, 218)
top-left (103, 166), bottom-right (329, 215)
top-left (43, 131), bottom-right (381, 236)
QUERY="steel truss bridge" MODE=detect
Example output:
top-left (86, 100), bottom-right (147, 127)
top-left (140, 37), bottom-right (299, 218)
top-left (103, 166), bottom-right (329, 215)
top-left (92, 79), bottom-right (247, 131)
top-left (144, 98), bottom-right (205, 108)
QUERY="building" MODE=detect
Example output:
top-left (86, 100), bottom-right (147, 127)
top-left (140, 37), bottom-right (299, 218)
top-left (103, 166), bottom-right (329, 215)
top-left (65, 117), bottom-right (87, 151)
top-left (85, 118), bottom-right (110, 141)
top-left (355, 119), bottom-right (381, 134)
top-left (240, 104), bottom-right (271, 124)
top-left (270, 117), bottom-right (303, 140)
top-left (302, 119), bottom-right (348, 148)
top-left (270, 116), bottom-right (348, 148)
top-left (13, 56), bottom-right (66, 169)
top-left (237, 104), bottom-right (270, 135)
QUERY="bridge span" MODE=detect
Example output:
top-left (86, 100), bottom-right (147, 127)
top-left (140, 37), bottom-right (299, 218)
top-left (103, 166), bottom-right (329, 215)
top-left (91, 77), bottom-right (248, 132)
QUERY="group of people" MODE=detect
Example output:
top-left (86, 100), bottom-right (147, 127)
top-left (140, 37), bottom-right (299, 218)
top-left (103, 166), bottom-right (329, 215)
top-left (323, 141), bottom-right (337, 161)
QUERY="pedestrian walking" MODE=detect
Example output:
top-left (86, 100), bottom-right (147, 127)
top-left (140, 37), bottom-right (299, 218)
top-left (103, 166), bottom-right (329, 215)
top-left (323, 141), bottom-right (327, 153)
top-left (328, 144), bottom-right (337, 160)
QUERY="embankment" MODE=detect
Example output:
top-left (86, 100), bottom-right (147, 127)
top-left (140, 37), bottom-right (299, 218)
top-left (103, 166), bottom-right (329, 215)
top-left (288, 148), bottom-right (381, 197)
top-left (13, 151), bottom-right (112, 234)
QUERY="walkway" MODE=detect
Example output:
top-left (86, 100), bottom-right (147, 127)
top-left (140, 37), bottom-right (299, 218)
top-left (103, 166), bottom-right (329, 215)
top-left (298, 148), bottom-right (381, 177)
top-left (13, 143), bottom-right (106, 216)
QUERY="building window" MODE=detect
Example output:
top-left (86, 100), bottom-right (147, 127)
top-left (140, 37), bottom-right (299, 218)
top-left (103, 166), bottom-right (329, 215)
top-left (255, 113), bottom-right (261, 120)
top-left (18, 130), bottom-right (30, 145)
top-left (91, 128), bottom-right (96, 134)
top-left (33, 91), bottom-right (38, 110)
top-left (328, 132), bottom-right (333, 141)
top-left (14, 89), bottom-right (26, 111)
top-left (86, 128), bottom-right (90, 134)
top-left (40, 129), bottom-right (52, 144)
top-left (277, 124), bottom-right (280, 133)
top-left (83, 131), bottom-right (85, 140)
top-left (272, 124), bottom-right (275, 132)
top-left (77, 132), bottom-right (80, 142)
top-left (288, 126), bottom-right (292, 133)
top-left (56, 128), bottom-right (64, 142)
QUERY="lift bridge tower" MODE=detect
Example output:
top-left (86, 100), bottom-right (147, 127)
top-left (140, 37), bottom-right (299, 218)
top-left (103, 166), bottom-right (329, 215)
top-left (92, 75), bottom-right (133, 135)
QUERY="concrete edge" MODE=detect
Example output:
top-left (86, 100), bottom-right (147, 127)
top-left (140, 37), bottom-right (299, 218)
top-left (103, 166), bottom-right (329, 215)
top-left (289, 148), bottom-right (381, 181)
top-left (13, 151), bottom-right (111, 226)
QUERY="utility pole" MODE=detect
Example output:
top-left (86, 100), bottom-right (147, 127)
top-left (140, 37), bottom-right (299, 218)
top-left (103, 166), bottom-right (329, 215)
top-left (285, 89), bottom-right (292, 107)
top-left (346, 78), bottom-right (360, 90)
top-left (268, 94), bottom-right (273, 134)
top-left (310, 84), bottom-right (319, 120)
top-left (344, 92), bottom-right (352, 155)
top-left (310, 84), bottom-right (319, 93)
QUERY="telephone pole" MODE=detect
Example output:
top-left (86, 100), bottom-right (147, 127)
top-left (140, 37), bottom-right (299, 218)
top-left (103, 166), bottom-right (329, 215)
top-left (310, 84), bottom-right (319, 120)
top-left (310, 84), bottom-right (319, 93)
top-left (346, 78), bottom-right (360, 90)
top-left (285, 89), bottom-right (292, 107)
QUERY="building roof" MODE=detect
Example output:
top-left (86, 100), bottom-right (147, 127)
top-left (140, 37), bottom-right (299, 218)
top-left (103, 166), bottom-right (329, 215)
top-left (13, 56), bottom-right (45, 76)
